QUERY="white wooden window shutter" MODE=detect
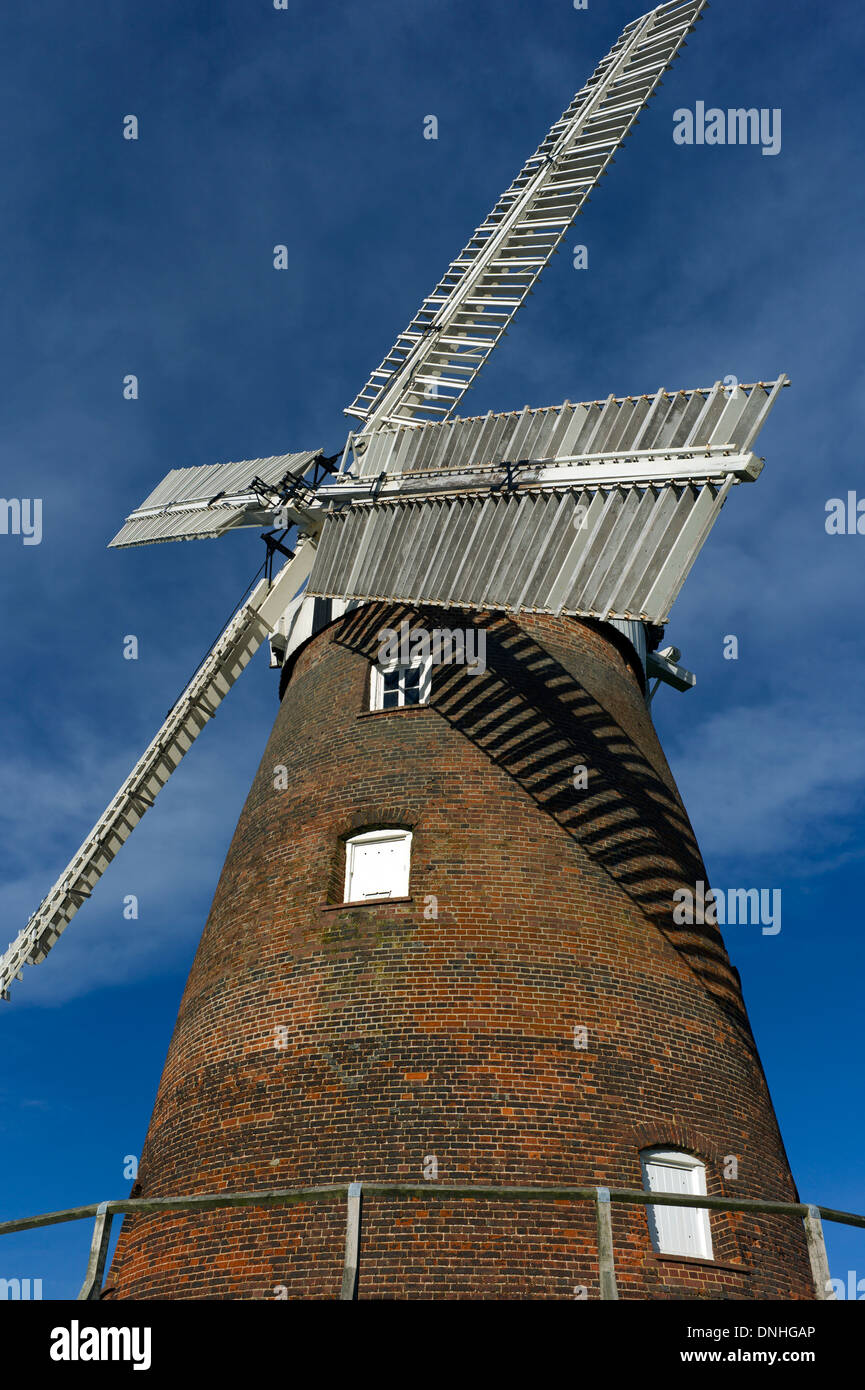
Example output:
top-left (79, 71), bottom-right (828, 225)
top-left (641, 1149), bottom-right (713, 1259)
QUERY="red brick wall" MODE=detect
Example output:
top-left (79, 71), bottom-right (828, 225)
top-left (105, 607), bottom-right (813, 1299)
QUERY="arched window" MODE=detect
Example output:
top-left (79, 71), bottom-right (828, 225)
top-left (344, 829), bottom-right (412, 902)
top-left (640, 1149), bottom-right (713, 1259)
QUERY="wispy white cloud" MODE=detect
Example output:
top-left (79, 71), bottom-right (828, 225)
top-left (668, 697), bottom-right (865, 869)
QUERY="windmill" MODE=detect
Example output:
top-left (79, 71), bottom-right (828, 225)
top-left (0, 0), bottom-right (783, 1001)
top-left (3, 0), bottom-right (814, 1302)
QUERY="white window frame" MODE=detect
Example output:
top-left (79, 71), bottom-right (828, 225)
top-left (369, 655), bottom-right (432, 711)
top-left (343, 828), bottom-right (412, 903)
top-left (641, 1149), bottom-right (713, 1260)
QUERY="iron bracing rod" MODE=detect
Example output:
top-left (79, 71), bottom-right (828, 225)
top-left (0, 541), bottom-right (317, 1002)
top-left (251, 452), bottom-right (341, 513)
top-left (346, 1), bottom-right (707, 431)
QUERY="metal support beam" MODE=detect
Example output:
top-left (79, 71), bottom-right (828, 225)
top-left (804, 1204), bottom-right (835, 1300)
top-left (596, 1187), bottom-right (619, 1301)
top-left (340, 1182), bottom-right (362, 1300)
top-left (77, 1201), bottom-right (113, 1301)
top-left (646, 646), bottom-right (696, 698)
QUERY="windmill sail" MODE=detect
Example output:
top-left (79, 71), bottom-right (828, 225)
top-left (309, 378), bottom-right (787, 624)
top-left (345, 0), bottom-right (707, 432)
top-left (0, 542), bottom-right (317, 1001)
top-left (340, 378), bottom-right (785, 484)
top-left (109, 451), bottom-right (321, 549)
top-left (307, 482), bottom-right (728, 624)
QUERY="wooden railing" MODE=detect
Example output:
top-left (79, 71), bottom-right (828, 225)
top-left (1, 1183), bottom-right (861, 1300)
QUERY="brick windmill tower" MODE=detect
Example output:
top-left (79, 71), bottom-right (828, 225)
top-left (3, 0), bottom-right (815, 1298)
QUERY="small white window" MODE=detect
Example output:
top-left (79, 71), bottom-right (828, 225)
top-left (641, 1150), bottom-right (713, 1259)
top-left (344, 829), bottom-right (412, 902)
top-left (370, 656), bottom-right (431, 711)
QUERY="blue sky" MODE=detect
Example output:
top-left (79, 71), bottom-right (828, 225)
top-left (1, 0), bottom-right (863, 1296)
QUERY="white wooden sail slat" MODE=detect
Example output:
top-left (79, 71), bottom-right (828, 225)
top-left (475, 493), bottom-right (537, 608)
top-left (583, 396), bottom-right (621, 455)
top-left (550, 404), bottom-right (590, 459)
top-left (511, 491), bottom-right (575, 611)
top-left (539, 402), bottom-right (576, 459)
top-left (708, 385), bottom-right (752, 447)
top-left (634, 25), bottom-right (691, 60)
top-left (110, 509), bottom-right (244, 548)
top-left (398, 423), bottom-right (431, 473)
top-left (467, 412), bottom-right (499, 470)
top-left (630, 388), bottom-right (670, 449)
top-left (464, 496), bottom-right (523, 610)
top-left (363, 425), bottom-right (401, 479)
top-left (412, 419), bottom-right (446, 472)
top-left (592, 487), bottom-right (658, 614)
top-left (670, 388), bottom-right (713, 445)
top-left (567, 489), bottom-right (629, 604)
top-left (520, 408), bottom-right (559, 463)
top-left (498, 494), bottom-right (559, 607)
top-left (517, 488), bottom-right (603, 613)
top-left (602, 485), bottom-right (668, 609)
top-left (616, 486), bottom-right (696, 612)
top-left (637, 392), bottom-right (677, 449)
top-left (370, 502), bottom-right (419, 596)
top-left (440, 417), bottom-right (480, 474)
top-left (142, 464), bottom-right (214, 510)
top-left (362, 430), bottom-right (393, 476)
top-left (569, 402), bottom-right (607, 456)
top-left (421, 352), bottom-right (484, 371)
top-left (668, 388), bottom-right (711, 447)
top-left (611, 56), bottom-right (670, 90)
top-left (584, 483), bottom-right (650, 608)
top-left (453, 497), bottom-right (510, 603)
top-left (126, 451), bottom-right (318, 514)
top-left (641, 479), bottom-right (731, 617)
top-left (726, 377), bottom-right (787, 450)
top-left (503, 407), bottom-right (536, 461)
top-left (414, 374), bottom-right (472, 393)
top-left (423, 497), bottom-right (466, 597)
top-left (687, 381), bottom-right (727, 445)
top-left (435, 496), bottom-right (486, 600)
top-left (654, 391), bottom-right (691, 449)
top-left (423, 497), bottom-right (468, 598)
top-left (477, 411), bottom-right (518, 468)
top-left (405, 498), bottom-right (448, 593)
top-left (344, 502), bottom-right (392, 596)
top-left (604, 397), bottom-right (643, 453)
top-left (545, 402), bottom-right (593, 459)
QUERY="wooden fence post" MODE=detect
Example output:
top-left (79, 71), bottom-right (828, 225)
top-left (77, 1201), bottom-right (114, 1301)
top-left (596, 1187), bottom-right (619, 1301)
top-left (340, 1182), bottom-right (362, 1300)
top-left (803, 1204), bottom-right (834, 1300)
